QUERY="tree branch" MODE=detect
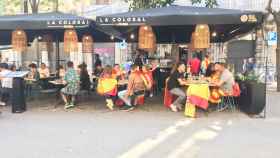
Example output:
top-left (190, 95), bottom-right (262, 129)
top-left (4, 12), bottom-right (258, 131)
top-left (266, 0), bottom-right (276, 16)
top-left (35, 0), bottom-right (40, 8)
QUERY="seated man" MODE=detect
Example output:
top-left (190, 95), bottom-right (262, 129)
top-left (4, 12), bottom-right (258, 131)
top-left (38, 63), bottom-right (51, 89)
top-left (213, 62), bottom-right (235, 95)
top-left (61, 61), bottom-right (80, 109)
top-left (25, 63), bottom-right (40, 97)
top-left (78, 63), bottom-right (91, 92)
top-left (28, 63), bottom-right (40, 81)
top-left (118, 64), bottom-right (146, 111)
top-left (167, 61), bottom-right (188, 112)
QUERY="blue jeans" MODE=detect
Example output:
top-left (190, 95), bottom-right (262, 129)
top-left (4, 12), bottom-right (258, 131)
top-left (169, 88), bottom-right (186, 106)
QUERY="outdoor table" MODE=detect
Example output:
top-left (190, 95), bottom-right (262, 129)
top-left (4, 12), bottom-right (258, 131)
top-left (39, 76), bottom-right (57, 89)
top-left (50, 73), bottom-right (57, 77)
top-left (184, 81), bottom-right (212, 118)
top-left (49, 80), bottom-right (67, 86)
top-left (24, 78), bottom-right (36, 82)
top-left (184, 81), bottom-right (216, 87)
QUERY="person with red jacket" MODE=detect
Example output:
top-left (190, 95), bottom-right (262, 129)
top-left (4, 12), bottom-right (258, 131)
top-left (187, 53), bottom-right (201, 76)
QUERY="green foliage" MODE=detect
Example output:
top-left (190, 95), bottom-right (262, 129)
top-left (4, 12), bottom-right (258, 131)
top-left (0, 0), bottom-right (4, 15)
top-left (2, 0), bottom-right (90, 15)
top-left (125, 0), bottom-right (175, 11)
top-left (236, 73), bottom-right (261, 83)
top-left (4, 0), bottom-right (21, 15)
top-left (191, 0), bottom-right (218, 8)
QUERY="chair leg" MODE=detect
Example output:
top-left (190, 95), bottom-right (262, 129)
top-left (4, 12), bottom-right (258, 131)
top-left (227, 96), bottom-right (237, 112)
top-left (217, 97), bottom-right (230, 112)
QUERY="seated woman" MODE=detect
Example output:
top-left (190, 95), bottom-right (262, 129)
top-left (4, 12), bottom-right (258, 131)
top-left (61, 61), bottom-right (80, 109)
top-left (118, 64), bottom-right (147, 111)
top-left (38, 63), bottom-right (50, 89)
top-left (78, 63), bottom-right (91, 92)
top-left (97, 65), bottom-right (117, 110)
top-left (28, 63), bottom-right (40, 81)
top-left (25, 63), bottom-right (40, 97)
top-left (167, 61), bottom-right (188, 112)
top-left (205, 63), bottom-right (224, 104)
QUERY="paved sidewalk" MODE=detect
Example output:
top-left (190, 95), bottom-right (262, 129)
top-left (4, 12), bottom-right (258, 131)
top-left (0, 92), bottom-right (279, 158)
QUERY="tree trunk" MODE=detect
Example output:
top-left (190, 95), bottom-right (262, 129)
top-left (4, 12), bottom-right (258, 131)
top-left (23, 0), bottom-right (28, 13)
top-left (54, 0), bottom-right (59, 12)
top-left (29, 0), bottom-right (39, 13)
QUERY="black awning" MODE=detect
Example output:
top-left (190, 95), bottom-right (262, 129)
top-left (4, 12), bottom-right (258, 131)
top-left (0, 12), bottom-right (91, 30)
top-left (96, 6), bottom-right (264, 43)
top-left (0, 12), bottom-right (122, 44)
top-left (97, 6), bottom-right (263, 26)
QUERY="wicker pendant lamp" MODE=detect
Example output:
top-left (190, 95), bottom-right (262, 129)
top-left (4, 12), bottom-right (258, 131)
top-left (64, 29), bottom-right (78, 53)
top-left (12, 29), bottom-right (27, 52)
top-left (193, 24), bottom-right (210, 49)
top-left (82, 35), bottom-right (94, 53)
top-left (138, 25), bottom-right (157, 52)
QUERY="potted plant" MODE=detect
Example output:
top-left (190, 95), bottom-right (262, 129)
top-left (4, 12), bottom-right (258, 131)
top-left (236, 73), bottom-right (266, 115)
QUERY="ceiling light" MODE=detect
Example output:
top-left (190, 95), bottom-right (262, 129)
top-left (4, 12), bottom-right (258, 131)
top-left (130, 34), bottom-right (135, 39)
top-left (212, 32), bottom-right (217, 37)
top-left (110, 35), bottom-right (114, 40)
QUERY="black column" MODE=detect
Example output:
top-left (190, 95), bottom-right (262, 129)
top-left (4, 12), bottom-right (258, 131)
top-left (11, 77), bottom-right (26, 113)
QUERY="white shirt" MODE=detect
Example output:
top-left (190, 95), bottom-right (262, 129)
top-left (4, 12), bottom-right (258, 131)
top-left (0, 69), bottom-right (13, 88)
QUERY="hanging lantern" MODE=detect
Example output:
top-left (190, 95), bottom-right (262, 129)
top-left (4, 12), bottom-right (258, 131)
top-left (193, 24), bottom-right (210, 49)
top-left (82, 35), bottom-right (94, 53)
top-left (12, 29), bottom-right (27, 52)
top-left (64, 29), bottom-right (78, 53)
top-left (138, 25), bottom-right (156, 51)
top-left (42, 34), bottom-right (53, 52)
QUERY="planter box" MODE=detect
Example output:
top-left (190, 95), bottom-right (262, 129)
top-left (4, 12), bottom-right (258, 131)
top-left (238, 81), bottom-right (266, 115)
